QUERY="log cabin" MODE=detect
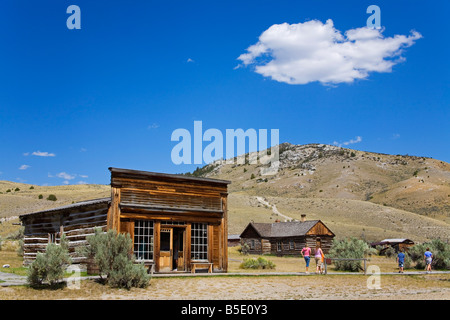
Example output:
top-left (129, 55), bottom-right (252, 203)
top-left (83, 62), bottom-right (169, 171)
top-left (240, 215), bottom-right (335, 256)
top-left (19, 167), bottom-right (231, 273)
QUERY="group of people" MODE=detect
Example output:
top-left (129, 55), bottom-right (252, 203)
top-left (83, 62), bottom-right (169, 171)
top-left (300, 244), bottom-right (435, 274)
top-left (300, 245), bottom-right (325, 274)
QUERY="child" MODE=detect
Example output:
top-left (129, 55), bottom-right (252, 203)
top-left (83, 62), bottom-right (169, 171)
top-left (397, 249), bottom-right (405, 273)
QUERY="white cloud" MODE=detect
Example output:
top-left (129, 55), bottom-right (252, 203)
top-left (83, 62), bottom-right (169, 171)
top-left (19, 165), bottom-right (31, 170)
top-left (23, 152), bottom-right (30, 156)
top-left (392, 133), bottom-right (401, 139)
top-left (57, 172), bottom-right (75, 180)
top-left (77, 181), bottom-right (88, 185)
top-left (32, 151), bottom-right (56, 157)
top-left (187, 58), bottom-right (194, 63)
top-left (237, 19), bottom-right (421, 85)
top-left (333, 136), bottom-right (362, 147)
top-left (79, 174), bottom-right (88, 178)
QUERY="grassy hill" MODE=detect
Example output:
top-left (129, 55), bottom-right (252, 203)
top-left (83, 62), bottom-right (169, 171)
top-left (0, 181), bottom-right (110, 219)
top-left (200, 143), bottom-right (450, 242)
top-left (1, 143), bottom-right (449, 243)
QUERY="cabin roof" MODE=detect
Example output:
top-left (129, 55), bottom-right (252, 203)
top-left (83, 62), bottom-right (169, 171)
top-left (19, 197), bottom-right (111, 219)
top-left (241, 220), bottom-right (327, 238)
top-left (109, 167), bottom-right (231, 186)
top-left (371, 238), bottom-right (414, 246)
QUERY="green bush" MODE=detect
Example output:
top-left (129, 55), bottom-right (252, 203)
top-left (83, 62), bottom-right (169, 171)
top-left (14, 188), bottom-right (20, 192)
top-left (46, 194), bottom-right (57, 201)
top-left (240, 257), bottom-right (275, 270)
top-left (329, 237), bottom-right (373, 272)
top-left (27, 235), bottom-right (71, 287)
top-left (408, 239), bottom-right (450, 270)
top-left (81, 229), bottom-right (150, 289)
top-left (38, 194), bottom-right (43, 199)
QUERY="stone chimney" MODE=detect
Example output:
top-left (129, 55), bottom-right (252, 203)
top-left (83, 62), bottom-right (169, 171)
top-left (301, 214), bottom-right (306, 222)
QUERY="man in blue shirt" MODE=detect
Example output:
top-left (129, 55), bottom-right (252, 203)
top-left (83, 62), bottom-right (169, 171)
top-left (397, 249), bottom-right (406, 273)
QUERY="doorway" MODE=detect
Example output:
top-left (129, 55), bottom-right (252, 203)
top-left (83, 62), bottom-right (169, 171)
top-left (159, 227), bottom-right (185, 272)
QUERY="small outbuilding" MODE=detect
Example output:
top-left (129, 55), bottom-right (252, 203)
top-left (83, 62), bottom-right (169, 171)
top-left (370, 238), bottom-right (415, 253)
top-left (239, 215), bottom-right (335, 255)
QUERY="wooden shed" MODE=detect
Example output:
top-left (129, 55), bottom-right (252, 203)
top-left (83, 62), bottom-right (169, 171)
top-left (240, 217), bottom-right (335, 256)
top-left (370, 238), bottom-right (415, 253)
top-left (20, 167), bottom-right (231, 273)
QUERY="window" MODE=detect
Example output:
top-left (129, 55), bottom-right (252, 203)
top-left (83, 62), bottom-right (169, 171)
top-left (134, 220), bottom-right (154, 261)
top-left (277, 241), bottom-right (282, 252)
top-left (250, 239), bottom-right (255, 250)
top-left (191, 223), bottom-right (208, 261)
top-left (290, 241), bottom-right (294, 250)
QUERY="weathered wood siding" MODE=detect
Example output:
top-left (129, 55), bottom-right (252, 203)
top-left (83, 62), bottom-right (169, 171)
top-left (21, 201), bottom-right (109, 265)
top-left (109, 168), bottom-right (230, 273)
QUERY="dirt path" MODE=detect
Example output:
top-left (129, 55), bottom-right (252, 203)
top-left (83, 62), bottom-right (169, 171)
top-left (256, 196), bottom-right (294, 221)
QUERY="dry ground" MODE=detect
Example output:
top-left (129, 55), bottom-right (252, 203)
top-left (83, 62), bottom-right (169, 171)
top-left (1, 246), bottom-right (449, 300)
top-left (1, 273), bottom-right (449, 300)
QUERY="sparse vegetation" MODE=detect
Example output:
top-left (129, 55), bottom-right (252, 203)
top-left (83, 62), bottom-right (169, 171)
top-left (46, 194), bottom-right (57, 201)
top-left (79, 229), bottom-right (150, 289)
top-left (240, 257), bottom-right (276, 270)
top-left (408, 239), bottom-right (450, 270)
top-left (27, 235), bottom-right (71, 287)
top-left (329, 238), bottom-right (375, 272)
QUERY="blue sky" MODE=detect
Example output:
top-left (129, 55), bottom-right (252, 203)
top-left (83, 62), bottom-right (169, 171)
top-left (0, 0), bottom-right (448, 186)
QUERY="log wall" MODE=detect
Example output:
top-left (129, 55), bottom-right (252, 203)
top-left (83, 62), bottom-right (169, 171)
top-left (21, 201), bottom-right (109, 265)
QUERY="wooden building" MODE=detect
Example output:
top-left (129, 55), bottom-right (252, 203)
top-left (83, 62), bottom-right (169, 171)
top-left (20, 167), bottom-right (231, 273)
top-left (240, 215), bottom-right (335, 256)
top-left (370, 238), bottom-right (415, 253)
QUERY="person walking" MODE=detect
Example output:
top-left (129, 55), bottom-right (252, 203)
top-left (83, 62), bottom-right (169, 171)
top-left (314, 246), bottom-right (325, 274)
top-left (301, 244), bottom-right (312, 274)
top-left (397, 249), bottom-right (405, 273)
top-left (424, 248), bottom-right (433, 273)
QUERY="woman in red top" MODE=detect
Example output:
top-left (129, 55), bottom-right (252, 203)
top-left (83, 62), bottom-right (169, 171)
top-left (301, 245), bottom-right (312, 274)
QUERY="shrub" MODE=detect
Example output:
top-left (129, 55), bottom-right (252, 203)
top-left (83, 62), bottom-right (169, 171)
top-left (81, 229), bottom-right (150, 289)
top-left (240, 257), bottom-right (275, 270)
top-left (27, 235), bottom-right (71, 287)
top-left (6, 189), bottom-right (11, 193)
top-left (350, 152), bottom-right (356, 157)
top-left (250, 174), bottom-right (255, 179)
top-left (329, 237), bottom-right (373, 272)
top-left (46, 194), bottom-right (57, 201)
top-left (30, 186), bottom-right (34, 190)
top-left (14, 188), bottom-right (20, 192)
top-left (408, 239), bottom-right (450, 270)
top-left (38, 194), bottom-right (43, 199)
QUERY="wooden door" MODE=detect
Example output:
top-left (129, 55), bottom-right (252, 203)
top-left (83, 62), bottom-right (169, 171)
top-left (159, 228), bottom-right (172, 272)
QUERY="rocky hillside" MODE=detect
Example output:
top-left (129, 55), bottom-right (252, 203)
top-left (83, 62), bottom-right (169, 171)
top-left (202, 143), bottom-right (450, 223)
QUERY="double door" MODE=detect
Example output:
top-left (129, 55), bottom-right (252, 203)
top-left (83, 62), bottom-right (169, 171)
top-left (159, 227), bottom-right (185, 272)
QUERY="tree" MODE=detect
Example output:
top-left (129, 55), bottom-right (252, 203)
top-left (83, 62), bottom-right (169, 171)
top-left (81, 229), bottom-right (150, 289)
top-left (27, 234), bottom-right (71, 287)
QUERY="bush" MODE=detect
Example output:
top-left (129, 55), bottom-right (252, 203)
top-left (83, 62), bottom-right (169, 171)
top-left (408, 239), bottom-right (450, 270)
top-left (14, 188), bottom-right (20, 192)
top-left (81, 229), bottom-right (150, 289)
top-left (38, 194), bottom-right (43, 199)
top-left (329, 237), bottom-right (373, 272)
top-left (27, 235), bottom-right (71, 287)
top-left (46, 194), bottom-right (57, 201)
top-left (240, 257), bottom-right (275, 270)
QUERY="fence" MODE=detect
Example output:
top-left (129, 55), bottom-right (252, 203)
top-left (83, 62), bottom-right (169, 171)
top-left (323, 258), bottom-right (370, 275)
